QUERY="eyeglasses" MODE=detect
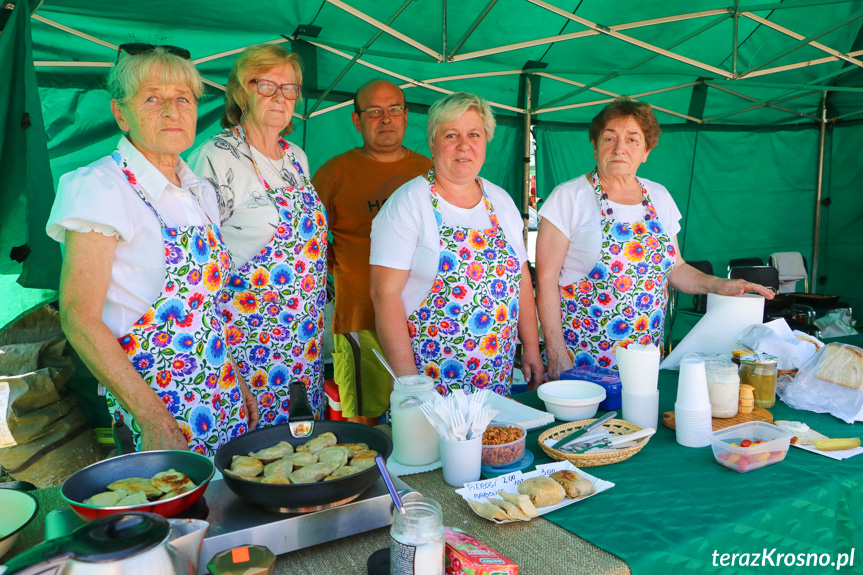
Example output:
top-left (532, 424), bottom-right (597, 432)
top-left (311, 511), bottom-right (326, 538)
top-left (358, 105), bottom-right (406, 118)
top-left (116, 43), bottom-right (191, 61)
top-left (253, 79), bottom-right (302, 100)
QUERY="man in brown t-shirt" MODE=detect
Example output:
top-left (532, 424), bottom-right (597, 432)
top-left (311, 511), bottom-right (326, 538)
top-left (313, 79), bottom-right (432, 424)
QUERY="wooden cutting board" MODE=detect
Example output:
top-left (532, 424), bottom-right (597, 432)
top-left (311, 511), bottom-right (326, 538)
top-left (662, 407), bottom-right (773, 431)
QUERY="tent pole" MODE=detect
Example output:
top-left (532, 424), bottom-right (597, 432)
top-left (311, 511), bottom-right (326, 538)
top-left (522, 75), bottom-right (532, 245)
top-left (811, 91), bottom-right (827, 294)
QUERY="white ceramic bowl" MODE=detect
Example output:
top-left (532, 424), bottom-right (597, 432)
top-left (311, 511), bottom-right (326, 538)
top-left (0, 489), bottom-right (39, 559)
top-left (537, 380), bottom-right (607, 421)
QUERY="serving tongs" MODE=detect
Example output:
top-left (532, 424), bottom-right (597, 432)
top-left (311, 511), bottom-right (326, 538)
top-left (288, 381), bottom-right (314, 438)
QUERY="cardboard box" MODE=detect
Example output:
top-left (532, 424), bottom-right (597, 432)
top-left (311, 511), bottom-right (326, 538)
top-left (445, 528), bottom-right (518, 575)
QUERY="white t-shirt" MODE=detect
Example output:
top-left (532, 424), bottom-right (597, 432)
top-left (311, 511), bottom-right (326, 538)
top-left (539, 173), bottom-right (682, 286)
top-left (370, 175), bottom-right (529, 315)
top-left (187, 128), bottom-right (311, 266)
top-left (46, 136), bottom-right (221, 338)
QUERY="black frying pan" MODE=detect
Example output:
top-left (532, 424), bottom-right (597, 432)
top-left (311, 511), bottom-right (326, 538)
top-left (214, 421), bottom-right (393, 512)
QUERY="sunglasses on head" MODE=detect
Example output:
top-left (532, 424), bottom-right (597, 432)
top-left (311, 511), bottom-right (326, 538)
top-left (116, 43), bottom-right (191, 61)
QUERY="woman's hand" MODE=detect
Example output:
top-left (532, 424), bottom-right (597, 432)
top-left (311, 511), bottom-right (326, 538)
top-left (545, 343), bottom-right (573, 382)
top-left (714, 278), bottom-right (775, 299)
top-left (140, 417), bottom-right (189, 452)
top-left (521, 345), bottom-right (545, 390)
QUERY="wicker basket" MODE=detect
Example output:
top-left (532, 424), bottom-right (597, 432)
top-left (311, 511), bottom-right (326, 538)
top-left (538, 418), bottom-right (650, 467)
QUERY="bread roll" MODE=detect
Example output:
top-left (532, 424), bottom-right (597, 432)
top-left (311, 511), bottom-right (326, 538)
top-left (550, 470), bottom-right (595, 499)
top-left (517, 476), bottom-right (566, 508)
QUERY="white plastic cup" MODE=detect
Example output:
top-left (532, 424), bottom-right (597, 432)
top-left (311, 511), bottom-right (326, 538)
top-left (621, 390), bottom-right (659, 430)
top-left (674, 402), bottom-right (713, 447)
top-left (676, 357), bottom-right (711, 410)
top-left (439, 436), bottom-right (482, 487)
top-left (616, 344), bottom-right (660, 394)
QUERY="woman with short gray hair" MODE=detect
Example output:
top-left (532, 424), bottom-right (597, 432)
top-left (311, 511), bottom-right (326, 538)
top-left (370, 92), bottom-right (543, 397)
top-left (47, 44), bottom-right (258, 455)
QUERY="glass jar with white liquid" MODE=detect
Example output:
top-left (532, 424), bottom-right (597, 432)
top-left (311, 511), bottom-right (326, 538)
top-left (390, 375), bottom-right (440, 466)
top-left (705, 360), bottom-right (740, 418)
top-left (390, 497), bottom-right (444, 575)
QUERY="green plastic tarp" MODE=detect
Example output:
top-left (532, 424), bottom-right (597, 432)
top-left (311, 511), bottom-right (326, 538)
top-left (2, 0), bottom-right (863, 332)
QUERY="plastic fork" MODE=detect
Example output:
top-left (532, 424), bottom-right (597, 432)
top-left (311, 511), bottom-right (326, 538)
top-left (451, 405), bottom-right (469, 441)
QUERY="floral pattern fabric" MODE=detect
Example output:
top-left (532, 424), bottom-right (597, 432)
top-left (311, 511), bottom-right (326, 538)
top-left (559, 171), bottom-right (676, 370)
top-left (106, 151), bottom-right (248, 456)
top-left (407, 170), bottom-right (521, 396)
top-left (219, 126), bottom-right (327, 426)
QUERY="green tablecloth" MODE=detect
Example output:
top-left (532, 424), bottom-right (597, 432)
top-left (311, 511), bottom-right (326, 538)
top-left (521, 338), bottom-right (863, 575)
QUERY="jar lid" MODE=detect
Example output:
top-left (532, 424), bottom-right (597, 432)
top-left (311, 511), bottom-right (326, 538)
top-left (732, 348), bottom-right (755, 357)
top-left (704, 359), bottom-right (736, 371)
top-left (394, 375), bottom-right (435, 390)
top-left (740, 353), bottom-right (778, 365)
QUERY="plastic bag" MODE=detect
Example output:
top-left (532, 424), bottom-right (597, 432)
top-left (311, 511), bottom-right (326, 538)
top-left (777, 343), bottom-right (863, 424)
top-left (814, 309), bottom-right (858, 338)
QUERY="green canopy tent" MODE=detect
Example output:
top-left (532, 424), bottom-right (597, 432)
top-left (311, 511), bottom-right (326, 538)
top-left (2, 0), bottom-right (862, 335)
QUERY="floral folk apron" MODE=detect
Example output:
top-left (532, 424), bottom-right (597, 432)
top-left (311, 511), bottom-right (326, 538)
top-left (107, 151), bottom-right (248, 456)
top-left (407, 170), bottom-right (521, 396)
top-left (558, 171), bottom-right (676, 370)
top-left (219, 126), bottom-right (327, 426)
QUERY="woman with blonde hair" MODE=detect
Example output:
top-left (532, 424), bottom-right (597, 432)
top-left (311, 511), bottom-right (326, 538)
top-left (189, 44), bottom-right (327, 425)
top-left (48, 44), bottom-right (258, 454)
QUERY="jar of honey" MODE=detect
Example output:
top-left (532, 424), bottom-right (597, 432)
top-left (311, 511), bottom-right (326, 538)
top-left (739, 355), bottom-right (778, 409)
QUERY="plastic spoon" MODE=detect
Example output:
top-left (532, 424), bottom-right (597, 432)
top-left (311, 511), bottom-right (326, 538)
top-left (375, 454), bottom-right (406, 515)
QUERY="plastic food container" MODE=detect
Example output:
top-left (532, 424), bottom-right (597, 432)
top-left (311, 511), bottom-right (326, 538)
top-left (481, 423), bottom-right (526, 467)
top-left (710, 421), bottom-right (792, 473)
top-left (537, 380), bottom-right (606, 421)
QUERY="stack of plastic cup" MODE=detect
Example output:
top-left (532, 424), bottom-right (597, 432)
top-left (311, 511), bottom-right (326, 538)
top-left (618, 344), bottom-right (660, 429)
top-left (674, 356), bottom-right (713, 447)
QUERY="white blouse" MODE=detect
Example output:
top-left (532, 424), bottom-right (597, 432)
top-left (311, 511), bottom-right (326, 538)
top-left (370, 175), bottom-right (530, 315)
top-left (187, 128), bottom-right (311, 267)
top-left (46, 136), bottom-right (220, 338)
top-left (539, 173), bottom-right (682, 286)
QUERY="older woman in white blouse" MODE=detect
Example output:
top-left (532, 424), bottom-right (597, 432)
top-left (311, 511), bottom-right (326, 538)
top-left (48, 44), bottom-right (257, 455)
top-left (188, 44), bottom-right (327, 426)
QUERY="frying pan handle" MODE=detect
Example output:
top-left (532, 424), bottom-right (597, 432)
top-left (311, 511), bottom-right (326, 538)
top-left (288, 381), bottom-right (313, 422)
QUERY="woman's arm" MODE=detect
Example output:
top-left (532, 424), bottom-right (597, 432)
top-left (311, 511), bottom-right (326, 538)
top-left (517, 263), bottom-right (544, 389)
top-left (232, 356), bottom-right (259, 430)
top-left (666, 237), bottom-right (774, 298)
top-left (370, 265), bottom-right (418, 378)
top-left (60, 230), bottom-right (188, 451)
top-left (535, 219), bottom-right (573, 381)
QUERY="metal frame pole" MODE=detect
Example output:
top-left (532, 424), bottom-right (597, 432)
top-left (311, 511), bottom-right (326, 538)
top-left (523, 75), bottom-right (532, 245)
top-left (811, 91), bottom-right (827, 294)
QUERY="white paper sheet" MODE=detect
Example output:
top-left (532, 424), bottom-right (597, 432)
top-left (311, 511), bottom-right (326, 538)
top-left (455, 461), bottom-right (614, 523)
top-left (791, 444), bottom-right (863, 461)
top-left (661, 294), bottom-right (765, 370)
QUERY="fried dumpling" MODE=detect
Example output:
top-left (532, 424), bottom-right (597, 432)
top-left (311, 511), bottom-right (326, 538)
top-left (84, 491), bottom-right (125, 506)
top-left (297, 432), bottom-right (337, 454)
top-left (289, 461), bottom-right (340, 484)
top-left (550, 470), bottom-right (595, 499)
top-left (158, 484), bottom-right (194, 500)
top-left (336, 443), bottom-right (369, 458)
top-left (317, 446), bottom-right (350, 467)
top-left (150, 469), bottom-right (196, 494)
top-left (291, 451), bottom-right (318, 467)
top-left (261, 473), bottom-right (292, 484)
top-left (467, 500), bottom-right (509, 522)
top-left (263, 456), bottom-right (294, 478)
top-left (497, 491), bottom-right (539, 518)
top-left (230, 455), bottom-right (264, 477)
top-left (115, 491), bottom-right (148, 506)
top-left (517, 476), bottom-right (566, 508)
top-left (324, 466), bottom-right (361, 481)
top-left (486, 497), bottom-right (530, 521)
top-left (349, 450), bottom-right (378, 470)
top-left (107, 477), bottom-right (161, 499)
top-left (248, 441), bottom-right (294, 462)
